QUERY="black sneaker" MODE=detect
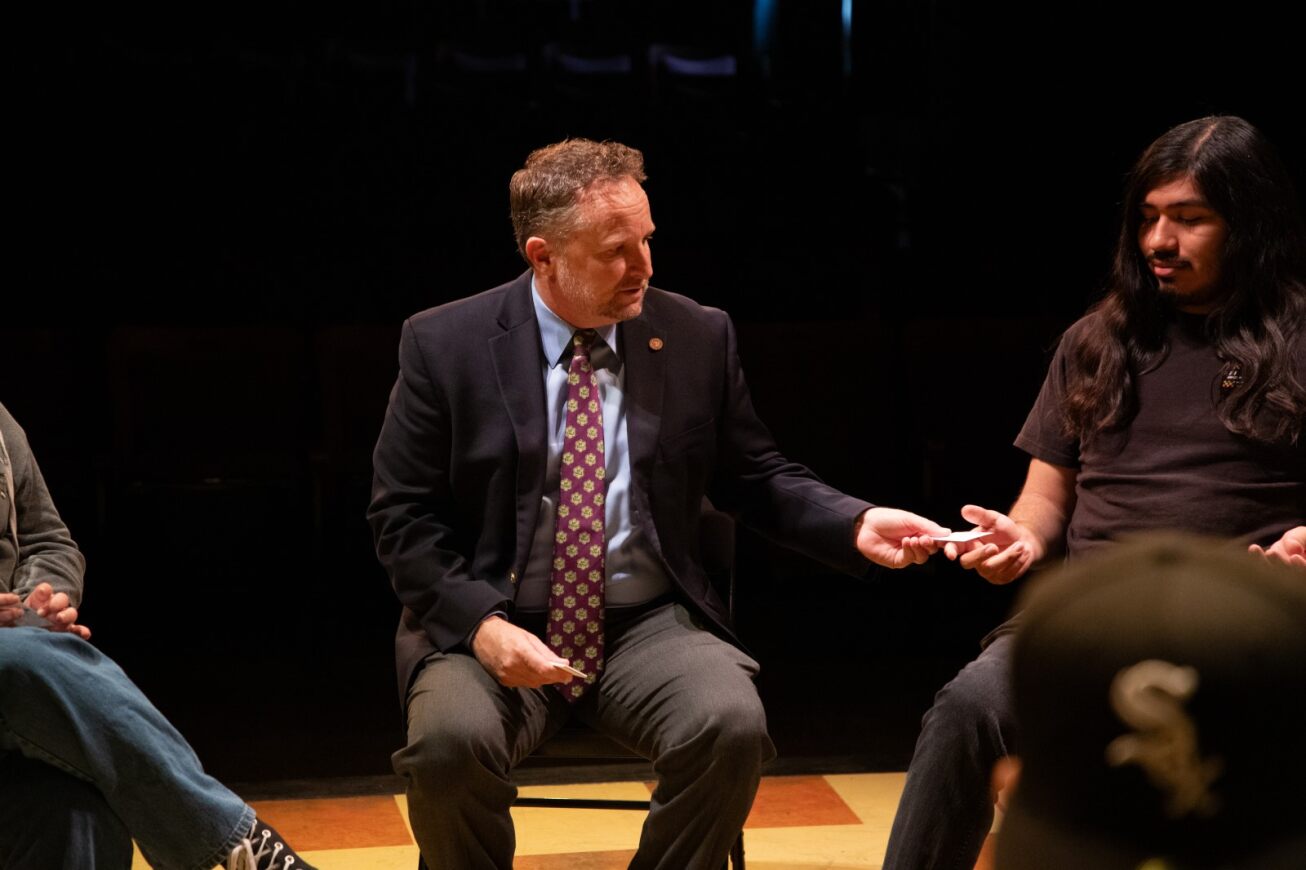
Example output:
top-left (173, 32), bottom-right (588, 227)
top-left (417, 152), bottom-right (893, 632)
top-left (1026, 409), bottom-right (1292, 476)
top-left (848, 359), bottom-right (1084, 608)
top-left (226, 817), bottom-right (317, 870)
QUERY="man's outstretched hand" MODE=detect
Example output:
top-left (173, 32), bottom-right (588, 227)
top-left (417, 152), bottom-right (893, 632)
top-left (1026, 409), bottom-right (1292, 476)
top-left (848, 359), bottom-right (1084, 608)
top-left (944, 504), bottom-right (1043, 585)
top-left (856, 507), bottom-right (949, 568)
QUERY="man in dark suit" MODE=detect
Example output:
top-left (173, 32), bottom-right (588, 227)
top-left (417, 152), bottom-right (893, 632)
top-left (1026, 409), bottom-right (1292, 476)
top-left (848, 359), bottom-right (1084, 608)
top-left (368, 138), bottom-right (947, 869)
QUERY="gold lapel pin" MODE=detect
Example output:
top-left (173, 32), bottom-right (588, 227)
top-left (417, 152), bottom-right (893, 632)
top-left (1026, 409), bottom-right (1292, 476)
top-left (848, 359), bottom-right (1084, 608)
top-left (648, 337), bottom-right (664, 351)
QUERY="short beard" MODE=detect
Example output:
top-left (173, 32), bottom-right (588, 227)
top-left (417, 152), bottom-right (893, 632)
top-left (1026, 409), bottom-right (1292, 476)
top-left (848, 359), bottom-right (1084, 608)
top-left (1154, 279), bottom-right (1227, 315)
top-left (556, 262), bottom-right (645, 325)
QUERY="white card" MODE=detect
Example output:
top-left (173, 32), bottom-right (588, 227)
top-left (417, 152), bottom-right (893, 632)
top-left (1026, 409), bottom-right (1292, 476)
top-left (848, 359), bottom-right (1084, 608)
top-left (554, 662), bottom-right (589, 678)
top-left (930, 530), bottom-right (995, 543)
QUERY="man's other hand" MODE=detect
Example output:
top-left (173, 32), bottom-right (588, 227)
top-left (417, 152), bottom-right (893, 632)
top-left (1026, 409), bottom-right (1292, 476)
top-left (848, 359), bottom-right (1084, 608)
top-left (0, 592), bottom-right (22, 627)
top-left (944, 504), bottom-right (1042, 584)
top-left (1249, 525), bottom-right (1306, 569)
top-left (471, 615), bottom-right (575, 688)
top-left (23, 582), bottom-right (92, 639)
top-left (856, 507), bottom-right (948, 568)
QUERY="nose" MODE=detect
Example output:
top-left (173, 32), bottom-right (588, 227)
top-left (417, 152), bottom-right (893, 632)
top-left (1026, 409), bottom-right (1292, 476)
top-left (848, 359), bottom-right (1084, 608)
top-left (1144, 217), bottom-right (1178, 256)
top-left (628, 240), bottom-right (653, 280)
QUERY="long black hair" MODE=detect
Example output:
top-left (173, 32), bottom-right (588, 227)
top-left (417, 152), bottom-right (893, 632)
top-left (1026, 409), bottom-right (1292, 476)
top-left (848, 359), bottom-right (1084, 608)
top-left (1064, 116), bottom-right (1306, 445)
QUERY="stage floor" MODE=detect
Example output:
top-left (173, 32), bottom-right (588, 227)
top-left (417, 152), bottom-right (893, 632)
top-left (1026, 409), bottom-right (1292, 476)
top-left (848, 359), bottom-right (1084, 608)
top-left (132, 771), bottom-right (1001, 869)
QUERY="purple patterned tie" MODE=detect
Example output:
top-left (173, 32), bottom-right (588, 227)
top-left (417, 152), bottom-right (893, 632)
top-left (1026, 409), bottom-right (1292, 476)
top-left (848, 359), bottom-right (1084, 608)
top-left (548, 329), bottom-right (607, 701)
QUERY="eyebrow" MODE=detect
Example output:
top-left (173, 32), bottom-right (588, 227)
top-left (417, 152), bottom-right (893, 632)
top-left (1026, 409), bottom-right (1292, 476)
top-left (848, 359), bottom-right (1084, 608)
top-left (1140, 199), bottom-right (1213, 210)
top-left (598, 225), bottom-right (656, 243)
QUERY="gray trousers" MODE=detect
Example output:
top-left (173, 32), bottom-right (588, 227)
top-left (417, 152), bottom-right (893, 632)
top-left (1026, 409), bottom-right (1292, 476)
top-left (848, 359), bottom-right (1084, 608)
top-left (392, 602), bottom-right (775, 870)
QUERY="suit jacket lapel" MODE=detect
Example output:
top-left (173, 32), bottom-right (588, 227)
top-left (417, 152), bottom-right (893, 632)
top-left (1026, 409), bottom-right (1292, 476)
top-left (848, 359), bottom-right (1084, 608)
top-left (490, 275), bottom-right (548, 574)
top-left (620, 305), bottom-right (666, 498)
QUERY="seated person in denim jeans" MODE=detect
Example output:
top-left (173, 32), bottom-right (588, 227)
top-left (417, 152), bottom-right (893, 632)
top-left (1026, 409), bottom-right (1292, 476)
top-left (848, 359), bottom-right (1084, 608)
top-left (882, 115), bottom-right (1306, 870)
top-left (0, 402), bottom-right (315, 870)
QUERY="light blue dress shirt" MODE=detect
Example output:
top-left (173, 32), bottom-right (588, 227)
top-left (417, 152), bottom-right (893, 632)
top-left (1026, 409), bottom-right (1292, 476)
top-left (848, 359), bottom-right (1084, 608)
top-left (515, 282), bottom-right (672, 610)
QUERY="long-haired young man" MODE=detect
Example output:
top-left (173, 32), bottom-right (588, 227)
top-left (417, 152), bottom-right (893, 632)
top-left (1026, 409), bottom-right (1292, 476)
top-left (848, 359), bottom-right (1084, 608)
top-left (884, 115), bottom-right (1306, 870)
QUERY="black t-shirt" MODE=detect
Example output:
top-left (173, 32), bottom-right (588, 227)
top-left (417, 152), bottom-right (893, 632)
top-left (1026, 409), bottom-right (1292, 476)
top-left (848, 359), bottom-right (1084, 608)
top-left (1016, 312), bottom-right (1306, 559)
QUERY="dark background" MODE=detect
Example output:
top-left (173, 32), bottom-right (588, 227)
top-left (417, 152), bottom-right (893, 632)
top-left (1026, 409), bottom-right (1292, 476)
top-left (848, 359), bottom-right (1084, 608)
top-left (8, 1), bottom-right (1304, 784)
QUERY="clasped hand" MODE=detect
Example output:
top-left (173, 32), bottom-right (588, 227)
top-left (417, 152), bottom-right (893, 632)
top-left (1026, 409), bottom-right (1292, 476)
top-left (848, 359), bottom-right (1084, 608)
top-left (0, 582), bottom-right (93, 639)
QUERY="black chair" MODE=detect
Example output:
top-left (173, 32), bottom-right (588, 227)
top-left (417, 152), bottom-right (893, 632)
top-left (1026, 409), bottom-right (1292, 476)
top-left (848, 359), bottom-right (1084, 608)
top-left (417, 508), bottom-right (746, 869)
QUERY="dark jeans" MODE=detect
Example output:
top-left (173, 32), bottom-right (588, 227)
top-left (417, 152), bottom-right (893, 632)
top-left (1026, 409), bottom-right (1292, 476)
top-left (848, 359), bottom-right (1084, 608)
top-left (0, 754), bottom-right (133, 869)
top-left (883, 633), bottom-right (1017, 870)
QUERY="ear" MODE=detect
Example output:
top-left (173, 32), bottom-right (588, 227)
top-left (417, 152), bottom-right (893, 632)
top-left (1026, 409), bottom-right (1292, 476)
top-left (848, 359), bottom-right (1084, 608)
top-left (524, 236), bottom-right (552, 273)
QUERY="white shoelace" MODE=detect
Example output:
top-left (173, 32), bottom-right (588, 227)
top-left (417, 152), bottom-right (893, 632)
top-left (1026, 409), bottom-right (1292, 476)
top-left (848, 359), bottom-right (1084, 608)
top-left (227, 826), bottom-right (299, 870)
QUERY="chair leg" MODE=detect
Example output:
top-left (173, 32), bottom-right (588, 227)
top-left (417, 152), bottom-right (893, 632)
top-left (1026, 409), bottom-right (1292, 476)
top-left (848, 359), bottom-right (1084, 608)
top-left (730, 831), bottom-right (745, 869)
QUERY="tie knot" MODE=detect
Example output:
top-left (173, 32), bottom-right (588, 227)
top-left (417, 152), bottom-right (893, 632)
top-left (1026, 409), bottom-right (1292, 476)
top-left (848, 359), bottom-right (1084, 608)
top-left (572, 329), bottom-right (598, 359)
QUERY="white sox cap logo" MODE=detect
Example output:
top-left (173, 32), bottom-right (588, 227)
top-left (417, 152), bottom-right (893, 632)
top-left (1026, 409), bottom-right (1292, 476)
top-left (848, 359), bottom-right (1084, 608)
top-left (1105, 660), bottom-right (1223, 819)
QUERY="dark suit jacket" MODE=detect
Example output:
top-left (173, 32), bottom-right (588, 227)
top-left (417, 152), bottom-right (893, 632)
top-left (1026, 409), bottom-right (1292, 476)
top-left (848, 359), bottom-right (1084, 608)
top-left (369, 271), bottom-right (874, 699)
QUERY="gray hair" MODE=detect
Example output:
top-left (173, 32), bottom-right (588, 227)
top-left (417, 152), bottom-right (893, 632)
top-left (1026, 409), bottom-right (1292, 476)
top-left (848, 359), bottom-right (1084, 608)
top-left (509, 138), bottom-right (647, 259)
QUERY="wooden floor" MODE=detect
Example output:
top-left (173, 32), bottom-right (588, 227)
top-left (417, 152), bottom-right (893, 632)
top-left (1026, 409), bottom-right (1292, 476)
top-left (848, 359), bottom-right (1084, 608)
top-left (131, 771), bottom-right (1002, 869)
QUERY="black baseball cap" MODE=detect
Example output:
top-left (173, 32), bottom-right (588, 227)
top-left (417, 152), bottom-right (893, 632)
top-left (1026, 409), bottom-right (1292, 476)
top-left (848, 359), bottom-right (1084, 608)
top-left (996, 534), bottom-right (1306, 870)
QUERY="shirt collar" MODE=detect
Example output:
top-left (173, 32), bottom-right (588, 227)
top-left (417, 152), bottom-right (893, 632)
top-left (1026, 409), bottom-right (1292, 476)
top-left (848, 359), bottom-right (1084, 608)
top-left (531, 276), bottom-right (620, 369)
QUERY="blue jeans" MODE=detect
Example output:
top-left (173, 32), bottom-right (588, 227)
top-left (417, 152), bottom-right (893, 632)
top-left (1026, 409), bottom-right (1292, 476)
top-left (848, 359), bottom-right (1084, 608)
top-left (882, 633), bottom-right (1016, 870)
top-left (0, 628), bottom-right (254, 870)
